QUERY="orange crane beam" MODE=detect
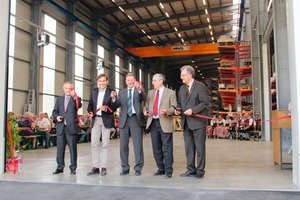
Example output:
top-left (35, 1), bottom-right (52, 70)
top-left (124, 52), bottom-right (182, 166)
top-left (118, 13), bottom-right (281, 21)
top-left (126, 43), bottom-right (219, 58)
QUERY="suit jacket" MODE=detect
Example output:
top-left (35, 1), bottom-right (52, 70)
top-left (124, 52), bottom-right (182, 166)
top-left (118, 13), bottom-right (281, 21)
top-left (145, 87), bottom-right (177, 133)
top-left (87, 87), bottom-right (116, 128)
top-left (178, 80), bottom-right (208, 130)
top-left (52, 96), bottom-right (82, 135)
top-left (115, 88), bottom-right (146, 128)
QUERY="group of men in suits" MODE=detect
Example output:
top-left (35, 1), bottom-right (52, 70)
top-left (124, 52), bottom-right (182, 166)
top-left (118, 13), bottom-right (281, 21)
top-left (51, 65), bottom-right (208, 179)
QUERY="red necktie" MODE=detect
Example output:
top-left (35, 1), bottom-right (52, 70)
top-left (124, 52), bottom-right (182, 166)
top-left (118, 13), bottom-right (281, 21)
top-left (153, 90), bottom-right (159, 116)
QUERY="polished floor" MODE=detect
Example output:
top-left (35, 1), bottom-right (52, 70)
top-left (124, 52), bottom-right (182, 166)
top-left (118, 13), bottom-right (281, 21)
top-left (0, 132), bottom-right (298, 191)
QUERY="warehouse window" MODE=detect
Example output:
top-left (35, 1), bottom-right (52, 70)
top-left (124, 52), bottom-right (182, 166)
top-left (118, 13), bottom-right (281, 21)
top-left (115, 55), bottom-right (120, 92)
top-left (97, 45), bottom-right (104, 74)
top-left (7, 0), bottom-right (16, 112)
top-left (42, 14), bottom-right (56, 114)
top-left (129, 62), bottom-right (132, 72)
top-left (74, 32), bottom-right (84, 114)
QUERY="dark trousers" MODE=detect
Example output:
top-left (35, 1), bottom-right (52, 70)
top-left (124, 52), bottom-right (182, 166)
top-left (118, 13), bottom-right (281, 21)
top-left (183, 125), bottom-right (206, 176)
top-left (56, 126), bottom-right (77, 171)
top-left (120, 115), bottom-right (144, 172)
top-left (150, 119), bottom-right (173, 174)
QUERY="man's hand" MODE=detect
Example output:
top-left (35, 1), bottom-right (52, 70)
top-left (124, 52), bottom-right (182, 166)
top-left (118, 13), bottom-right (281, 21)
top-left (183, 109), bottom-right (193, 116)
top-left (57, 116), bottom-right (63, 122)
top-left (111, 91), bottom-right (117, 100)
top-left (144, 110), bottom-right (150, 117)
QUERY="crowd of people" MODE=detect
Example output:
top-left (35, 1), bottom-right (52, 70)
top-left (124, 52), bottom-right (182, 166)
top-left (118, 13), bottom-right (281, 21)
top-left (206, 112), bottom-right (261, 140)
top-left (7, 65), bottom-right (261, 179)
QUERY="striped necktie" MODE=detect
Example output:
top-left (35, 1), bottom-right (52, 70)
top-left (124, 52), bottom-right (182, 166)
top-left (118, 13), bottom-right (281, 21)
top-left (127, 88), bottom-right (133, 116)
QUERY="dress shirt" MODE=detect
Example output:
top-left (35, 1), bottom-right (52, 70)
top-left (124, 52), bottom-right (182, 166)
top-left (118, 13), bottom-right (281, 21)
top-left (96, 87), bottom-right (106, 116)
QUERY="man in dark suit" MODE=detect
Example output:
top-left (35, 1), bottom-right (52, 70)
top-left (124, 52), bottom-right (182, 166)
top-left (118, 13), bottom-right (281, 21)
top-left (111, 72), bottom-right (146, 176)
top-left (176, 65), bottom-right (208, 179)
top-left (86, 74), bottom-right (116, 176)
top-left (52, 81), bottom-right (82, 175)
top-left (144, 73), bottom-right (177, 178)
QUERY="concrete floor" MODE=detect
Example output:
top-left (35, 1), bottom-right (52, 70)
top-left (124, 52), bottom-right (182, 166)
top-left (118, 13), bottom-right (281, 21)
top-left (0, 132), bottom-right (298, 191)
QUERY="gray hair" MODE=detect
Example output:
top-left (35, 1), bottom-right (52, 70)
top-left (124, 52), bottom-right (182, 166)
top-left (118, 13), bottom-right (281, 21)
top-left (126, 72), bottom-right (136, 79)
top-left (153, 73), bottom-right (165, 82)
top-left (180, 65), bottom-right (195, 78)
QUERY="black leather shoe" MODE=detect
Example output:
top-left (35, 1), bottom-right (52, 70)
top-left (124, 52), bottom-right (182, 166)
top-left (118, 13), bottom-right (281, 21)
top-left (52, 169), bottom-right (63, 174)
top-left (165, 173), bottom-right (172, 179)
top-left (101, 168), bottom-right (107, 176)
top-left (87, 167), bottom-right (100, 176)
top-left (120, 170), bottom-right (129, 176)
top-left (153, 170), bottom-right (165, 176)
top-left (180, 171), bottom-right (196, 177)
top-left (135, 171), bottom-right (141, 176)
top-left (194, 174), bottom-right (204, 179)
top-left (70, 170), bottom-right (76, 175)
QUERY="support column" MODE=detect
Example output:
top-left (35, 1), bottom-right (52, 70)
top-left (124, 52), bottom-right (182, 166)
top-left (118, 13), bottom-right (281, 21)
top-left (109, 33), bottom-right (116, 89)
top-left (250, 0), bottom-right (262, 115)
top-left (287, 0), bottom-right (300, 189)
top-left (91, 15), bottom-right (99, 88)
top-left (30, 0), bottom-right (42, 114)
top-left (0, 0), bottom-right (9, 174)
top-left (273, 0), bottom-right (290, 111)
top-left (65, 0), bottom-right (76, 82)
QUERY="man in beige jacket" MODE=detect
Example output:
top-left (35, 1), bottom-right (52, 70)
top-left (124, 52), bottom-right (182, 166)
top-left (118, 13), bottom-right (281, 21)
top-left (144, 73), bottom-right (177, 178)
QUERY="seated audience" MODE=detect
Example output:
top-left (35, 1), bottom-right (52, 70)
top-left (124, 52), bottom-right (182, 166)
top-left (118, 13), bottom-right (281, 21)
top-left (19, 112), bottom-right (36, 148)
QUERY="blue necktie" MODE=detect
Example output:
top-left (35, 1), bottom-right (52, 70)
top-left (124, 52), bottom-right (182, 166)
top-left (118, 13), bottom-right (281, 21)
top-left (128, 88), bottom-right (132, 116)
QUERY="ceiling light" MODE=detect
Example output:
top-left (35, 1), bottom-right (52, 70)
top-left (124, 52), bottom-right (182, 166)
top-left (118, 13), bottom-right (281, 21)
top-left (147, 35), bottom-right (151, 39)
top-left (203, 0), bottom-right (206, 5)
top-left (165, 12), bottom-right (169, 18)
top-left (152, 40), bottom-right (156, 44)
top-left (174, 27), bottom-right (178, 31)
top-left (214, 58), bottom-right (221, 61)
top-left (210, 31), bottom-right (213, 35)
top-left (181, 38), bottom-right (184, 43)
top-left (177, 33), bottom-right (181, 37)
top-left (198, 70), bottom-right (200, 72)
top-left (191, 60), bottom-right (195, 63)
top-left (211, 37), bottom-right (214, 40)
top-left (207, 18), bottom-right (210, 23)
top-left (209, 25), bottom-right (212, 29)
top-left (127, 15), bottom-right (132, 20)
top-left (141, 29), bottom-right (146, 34)
top-left (205, 9), bottom-right (208, 15)
top-left (202, 76), bottom-right (205, 79)
top-left (119, 6), bottom-right (124, 12)
top-left (159, 3), bottom-right (164, 9)
top-left (195, 66), bottom-right (198, 68)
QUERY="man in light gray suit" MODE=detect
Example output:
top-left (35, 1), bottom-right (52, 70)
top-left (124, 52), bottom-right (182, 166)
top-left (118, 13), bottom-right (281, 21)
top-left (176, 65), bottom-right (208, 179)
top-left (144, 73), bottom-right (177, 178)
top-left (52, 81), bottom-right (82, 175)
top-left (111, 73), bottom-right (146, 176)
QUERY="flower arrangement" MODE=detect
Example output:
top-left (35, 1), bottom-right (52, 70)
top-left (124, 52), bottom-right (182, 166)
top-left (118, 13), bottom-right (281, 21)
top-left (6, 112), bottom-right (25, 173)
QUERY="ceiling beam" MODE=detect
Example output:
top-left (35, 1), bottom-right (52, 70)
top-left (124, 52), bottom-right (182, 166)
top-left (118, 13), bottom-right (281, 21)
top-left (133, 19), bottom-right (238, 39)
top-left (119, 5), bottom-right (238, 30)
top-left (94, 0), bottom-right (183, 19)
